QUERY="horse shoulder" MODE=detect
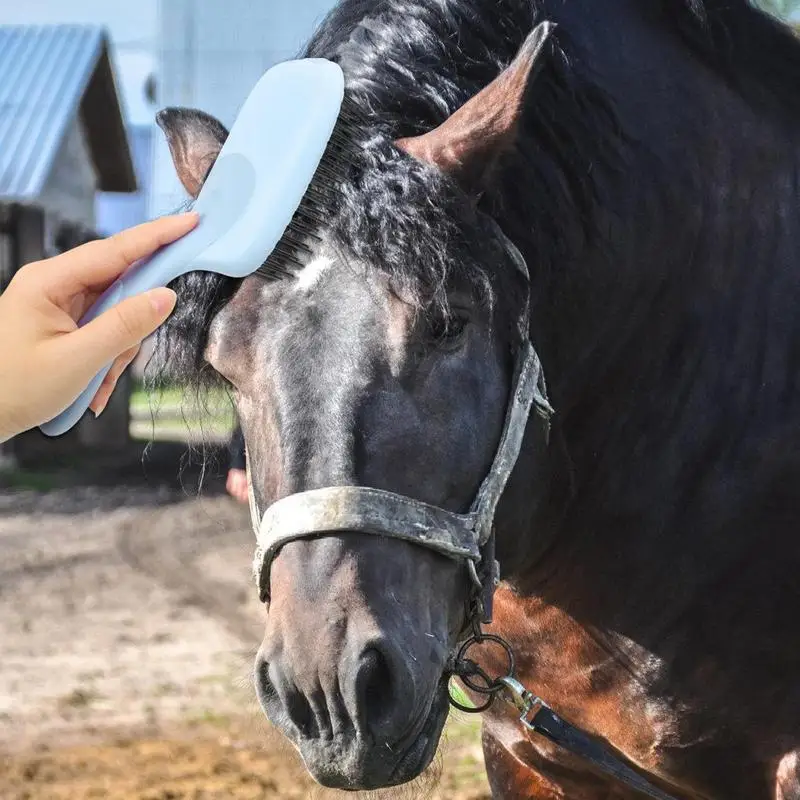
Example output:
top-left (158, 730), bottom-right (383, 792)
top-left (477, 586), bottom-right (684, 797)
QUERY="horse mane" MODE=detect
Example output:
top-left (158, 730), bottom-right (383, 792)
top-left (307, 0), bottom-right (800, 125)
top-left (149, 0), bottom-right (800, 389)
top-left (151, 0), bottom-right (550, 387)
top-left (669, 0), bottom-right (800, 121)
top-left (302, 0), bottom-right (628, 287)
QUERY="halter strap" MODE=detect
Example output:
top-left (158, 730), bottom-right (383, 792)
top-left (251, 338), bottom-right (548, 602)
top-left (247, 219), bottom-right (552, 612)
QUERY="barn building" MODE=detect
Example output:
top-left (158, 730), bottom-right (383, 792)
top-left (0, 24), bottom-right (138, 465)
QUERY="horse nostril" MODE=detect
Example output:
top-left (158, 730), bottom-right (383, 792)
top-left (353, 645), bottom-right (413, 741)
top-left (356, 647), bottom-right (394, 709)
top-left (255, 655), bottom-right (320, 739)
top-left (255, 656), bottom-right (276, 704)
top-left (285, 686), bottom-right (319, 739)
top-left (258, 641), bottom-right (420, 746)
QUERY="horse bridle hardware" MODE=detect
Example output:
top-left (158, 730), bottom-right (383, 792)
top-left (450, 635), bottom-right (678, 800)
top-left (244, 220), bottom-right (679, 800)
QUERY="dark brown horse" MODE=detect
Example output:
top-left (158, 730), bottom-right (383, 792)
top-left (151, 0), bottom-right (800, 797)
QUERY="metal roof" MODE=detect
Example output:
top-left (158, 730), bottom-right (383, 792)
top-left (0, 24), bottom-right (136, 202)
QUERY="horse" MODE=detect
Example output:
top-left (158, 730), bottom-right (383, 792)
top-left (150, 0), bottom-right (800, 797)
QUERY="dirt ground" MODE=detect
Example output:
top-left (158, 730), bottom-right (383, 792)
top-left (0, 464), bottom-right (491, 799)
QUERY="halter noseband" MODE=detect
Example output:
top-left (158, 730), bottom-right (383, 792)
top-left (246, 221), bottom-right (552, 630)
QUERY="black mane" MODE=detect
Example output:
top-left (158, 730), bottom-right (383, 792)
top-left (670, 0), bottom-right (800, 119)
top-left (150, 0), bottom-right (800, 386)
top-left (305, 0), bottom-right (800, 134)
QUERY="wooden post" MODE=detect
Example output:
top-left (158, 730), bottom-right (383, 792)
top-left (0, 204), bottom-right (17, 469)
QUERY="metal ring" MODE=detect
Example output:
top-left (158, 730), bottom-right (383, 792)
top-left (457, 661), bottom-right (498, 696)
top-left (447, 679), bottom-right (494, 714)
top-left (455, 633), bottom-right (516, 686)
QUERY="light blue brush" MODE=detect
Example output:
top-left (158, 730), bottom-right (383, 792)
top-left (40, 58), bottom-right (357, 437)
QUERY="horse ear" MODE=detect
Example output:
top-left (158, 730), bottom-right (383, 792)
top-left (395, 21), bottom-right (555, 195)
top-left (156, 108), bottom-right (229, 198)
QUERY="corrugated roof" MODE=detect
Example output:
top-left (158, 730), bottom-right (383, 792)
top-left (0, 24), bottom-right (136, 202)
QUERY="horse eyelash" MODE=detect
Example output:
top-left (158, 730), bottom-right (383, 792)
top-left (428, 313), bottom-right (468, 342)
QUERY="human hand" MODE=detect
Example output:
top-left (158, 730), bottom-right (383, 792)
top-left (226, 468), bottom-right (250, 504)
top-left (0, 212), bottom-right (199, 442)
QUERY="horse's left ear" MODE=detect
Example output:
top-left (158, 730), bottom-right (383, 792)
top-left (396, 21), bottom-right (555, 195)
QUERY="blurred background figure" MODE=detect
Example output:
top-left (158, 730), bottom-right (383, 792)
top-left (226, 422), bottom-right (248, 503)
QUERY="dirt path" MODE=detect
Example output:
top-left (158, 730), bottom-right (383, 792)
top-left (0, 484), bottom-right (490, 799)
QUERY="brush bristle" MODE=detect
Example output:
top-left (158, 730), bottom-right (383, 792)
top-left (255, 98), bottom-right (363, 280)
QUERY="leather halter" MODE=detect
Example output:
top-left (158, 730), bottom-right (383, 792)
top-left (246, 221), bottom-right (552, 621)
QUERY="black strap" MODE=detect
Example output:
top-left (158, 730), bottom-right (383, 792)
top-left (228, 422), bottom-right (246, 470)
top-left (529, 706), bottom-right (679, 800)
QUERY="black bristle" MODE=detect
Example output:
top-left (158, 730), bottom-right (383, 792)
top-left (255, 95), bottom-right (364, 282)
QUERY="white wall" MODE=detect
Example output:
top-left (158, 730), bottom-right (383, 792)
top-left (151, 0), bottom-right (337, 215)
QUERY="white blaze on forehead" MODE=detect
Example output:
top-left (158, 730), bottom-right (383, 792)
top-left (386, 296), bottom-right (412, 375)
top-left (294, 254), bottom-right (334, 291)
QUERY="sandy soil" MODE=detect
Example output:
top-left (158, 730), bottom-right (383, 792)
top-left (0, 480), bottom-right (490, 799)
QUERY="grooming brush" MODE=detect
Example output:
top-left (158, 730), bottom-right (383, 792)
top-left (39, 58), bottom-right (359, 437)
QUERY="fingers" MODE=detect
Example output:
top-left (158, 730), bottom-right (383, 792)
top-left (58, 287), bottom-right (176, 374)
top-left (88, 345), bottom-right (140, 416)
top-left (42, 212), bottom-right (199, 301)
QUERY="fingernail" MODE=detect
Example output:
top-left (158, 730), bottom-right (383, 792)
top-left (149, 288), bottom-right (177, 315)
top-left (93, 399), bottom-right (108, 418)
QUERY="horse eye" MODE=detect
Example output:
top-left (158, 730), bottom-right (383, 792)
top-left (428, 314), bottom-right (468, 347)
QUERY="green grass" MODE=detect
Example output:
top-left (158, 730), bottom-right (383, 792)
top-left (0, 467), bottom-right (59, 492)
top-left (441, 710), bottom-right (489, 793)
top-left (130, 384), bottom-right (185, 413)
top-left (129, 381), bottom-right (236, 443)
top-left (129, 382), bottom-right (231, 415)
top-left (449, 677), bottom-right (477, 710)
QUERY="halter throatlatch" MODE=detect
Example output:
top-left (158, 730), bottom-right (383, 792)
top-left (247, 221), bottom-right (552, 629)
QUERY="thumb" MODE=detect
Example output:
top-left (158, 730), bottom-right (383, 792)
top-left (66, 287), bottom-right (177, 371)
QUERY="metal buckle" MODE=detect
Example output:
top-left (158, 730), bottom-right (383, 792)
top-left (465, 532), bottom-right (499, 630)
top-left (494, 675), bottom-right (549, 731)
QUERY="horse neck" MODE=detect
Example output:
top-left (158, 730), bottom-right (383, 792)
top-left (498, 17), bottom-right (800, 624)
